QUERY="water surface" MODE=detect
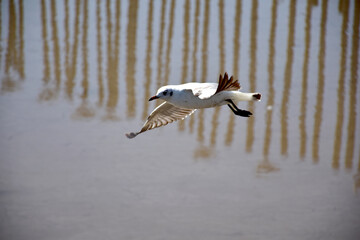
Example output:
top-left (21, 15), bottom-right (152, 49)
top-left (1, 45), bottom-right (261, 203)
top-left (1, 0), bottom-right (360, 239)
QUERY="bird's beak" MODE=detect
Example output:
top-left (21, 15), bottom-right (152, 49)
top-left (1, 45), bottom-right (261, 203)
top-left (149, 95), bottom-right (159, 101)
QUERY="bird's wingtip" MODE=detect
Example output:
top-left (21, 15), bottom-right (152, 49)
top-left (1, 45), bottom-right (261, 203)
top-left (126, 132), bottom-right (138, 139)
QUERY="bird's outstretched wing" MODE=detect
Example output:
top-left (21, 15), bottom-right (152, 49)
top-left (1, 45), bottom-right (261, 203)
top-left (192, 72), bottom-right (241, 100)
top-left (126, 102), bottom-right (196, 138)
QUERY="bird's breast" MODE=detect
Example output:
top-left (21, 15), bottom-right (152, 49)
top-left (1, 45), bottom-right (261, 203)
top-left (169, 94), bottom-right (219, 109)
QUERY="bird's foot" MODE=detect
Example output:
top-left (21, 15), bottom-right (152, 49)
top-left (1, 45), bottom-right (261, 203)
top-left (226, 99), bottom-right (253, 117)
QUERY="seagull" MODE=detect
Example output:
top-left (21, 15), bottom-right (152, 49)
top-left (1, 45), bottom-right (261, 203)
top-left (126, 73), bottom-right (261, 139)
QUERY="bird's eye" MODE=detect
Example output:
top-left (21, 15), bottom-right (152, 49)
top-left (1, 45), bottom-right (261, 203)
top-left (163, 91), bottom-right (167, 96)
top-left (170, 91), bottom-right (173, 96)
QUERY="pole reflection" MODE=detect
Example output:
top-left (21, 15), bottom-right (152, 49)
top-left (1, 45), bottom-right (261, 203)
top-left (39, 0), bottom-right (52, 101)
top-left (210, 0), bottom-right (225, 147)
top-left (345, 0), bottom-right (359, 169)
top-left (96, 0), bottom-right (104, 107)
top-left (162, 0), bottom-right (176, 87)
top-left (246, 0), bottom-right (258, 153)
top-left (0, 0), bottom-right (2, 69)
top-left (50, 0), bottom-right (61, 92)
top-left (258, 0), bottom-right (279, 174)
top-left (2, 0), bottom-right (24, 93)
top-left (2, 0), bottom-right (358, 168)
top-left (312, 0), bottom-right (327, 163)
top-left (105, 0), bottom-right (121, 120)
top-left (156, 0), bottom-right (167, 90)
top-left (188, 0), bottom-right (201, 133)
top-left (125, 0), bottom-right (138, 118)
top-left (178, 0), bottom-right (191, 131)
top-left (280, 0), bottom-right (296, 156)
top-left (196, 0), bottom-right (210, 145)
top-left (65, 0), bottom-right (80, 100)
top-left (332, 0), bottom-right (349, 169)
top-left (142, 0), bottom-right (154, 121)
top-left (299, 0), bottom-right (317, 159)
top-left (225, 0), bottom-right (242, 146)
top-left (73, 0), bottom-right (94, 119)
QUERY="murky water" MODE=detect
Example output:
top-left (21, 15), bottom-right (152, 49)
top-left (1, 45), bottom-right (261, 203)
top-left (1, 0), bottom-right (360, 239)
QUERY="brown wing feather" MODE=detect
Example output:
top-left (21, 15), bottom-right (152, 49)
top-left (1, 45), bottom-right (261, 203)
top-left (215, 72), bottom-right (241, 94)
top-left (126, 102), bottom-right (196, 138)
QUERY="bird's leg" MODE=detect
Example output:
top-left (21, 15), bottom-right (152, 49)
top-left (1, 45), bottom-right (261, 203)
top-left (226, 99), bottom-right (252, 117)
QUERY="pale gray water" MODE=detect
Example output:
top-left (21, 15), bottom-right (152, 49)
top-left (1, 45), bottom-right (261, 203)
top-left (1, 0), bottom-right (360, 239)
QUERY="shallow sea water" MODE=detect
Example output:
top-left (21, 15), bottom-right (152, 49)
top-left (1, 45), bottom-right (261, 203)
top-left (1, 0), bottom-right (360, 239)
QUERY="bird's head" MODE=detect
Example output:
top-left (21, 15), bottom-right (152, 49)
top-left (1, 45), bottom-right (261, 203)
top-left (149, 87), bottom-right (174, 101)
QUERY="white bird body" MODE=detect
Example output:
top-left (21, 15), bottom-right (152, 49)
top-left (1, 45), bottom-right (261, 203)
top-left (161, 83), bottom-right (259, 109)
top-left (126, 73), bottom-right (261, 139)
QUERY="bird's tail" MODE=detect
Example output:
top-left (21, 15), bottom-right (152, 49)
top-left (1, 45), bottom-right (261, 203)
top-left (232, 92), bottom-right (262, 102)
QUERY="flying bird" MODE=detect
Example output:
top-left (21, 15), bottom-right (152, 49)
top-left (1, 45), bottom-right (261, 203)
top-left (126, 73), bottom-right (261, 138)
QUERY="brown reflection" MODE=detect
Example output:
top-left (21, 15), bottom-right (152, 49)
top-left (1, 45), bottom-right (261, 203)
top-left (125, 0), bottom-right (138, 118)
top-left (354, 147), bottom-right (360, 193)
top-left (193, 145), bottom-right (215, 159)
top-left (156, 0), bottom-right (167, 89)
top-left (39, 0), bottom-right (52, 101)
top-left (197, 0), bottom-right (210, 144)
top-left (225, 0), bottom-right (242, 146)
top-left (18, 0), bottom-right (24, 79)
top-left (39, 0), bottom-right (61, 101)
top-left (64, 0), bottom-right (69, 82)
top-left (246, 0), bottom-right (258, 153)
top-left (162, 0), bottom-right (176, 86)
top-left (50, 0), bottom-right (61, 91)
top-left (332, 0), bottom-right (349, 169)
top-left (105, 0), bottom-right (121, 120)
top-left (300, 0), bottom-right (317, 158)
top-left (280, 0), bottom-right (297, 156)
top-left (189, 0), bottom-right (201, 133)
top-left (73, 0), bottom-right (94, 119)
top-left (210, 0), bottom-right (225, 146)
top-left (0, 0), bottom-right (2, 69)
top-left (142, 0), bottom-right (154, 121)
top-left (345, 0), bottom-right (359, 169)
top-left (2, 0), bottom-right (25, 93)
top-left (96, 0), bottom-right (104, 107)
top-left (65, 0), bottom-right (80, 100)
top-left (261, 0), bottom-right (278, 172)
top-left (312, 0), bottom-right (328, 162)
top-left (178, 0), bottom-right (191, 130)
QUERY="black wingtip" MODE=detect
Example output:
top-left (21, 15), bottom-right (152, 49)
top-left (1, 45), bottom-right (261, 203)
top-left (126, 132), bottom-right (138, 139)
